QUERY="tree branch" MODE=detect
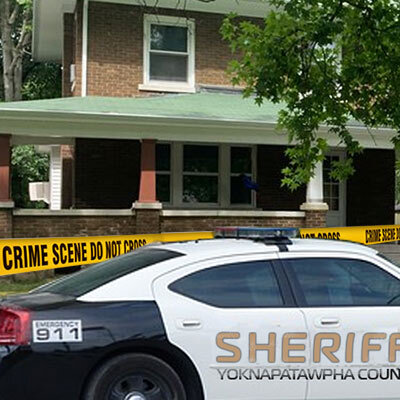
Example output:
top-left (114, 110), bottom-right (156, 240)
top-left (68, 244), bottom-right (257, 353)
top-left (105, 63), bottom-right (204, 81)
top-left (8, 3), bottom-right (20, 25)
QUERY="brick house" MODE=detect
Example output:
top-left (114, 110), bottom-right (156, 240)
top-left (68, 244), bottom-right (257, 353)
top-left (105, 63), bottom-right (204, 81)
top-left (0, 0), bottom-right (395, 239)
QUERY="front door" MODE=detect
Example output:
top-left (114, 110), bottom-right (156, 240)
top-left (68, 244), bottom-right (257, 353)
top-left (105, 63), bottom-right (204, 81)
top-left (153, 253), bottom-right (309, 400)
top-left (323, 153), bottom-right (346, 227)
top-left (281, 252), bottom-right (400, 400)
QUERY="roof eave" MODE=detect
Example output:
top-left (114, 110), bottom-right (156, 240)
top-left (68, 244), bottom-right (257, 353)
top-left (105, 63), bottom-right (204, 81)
top-left (0, 108), bottom-right (395, 149)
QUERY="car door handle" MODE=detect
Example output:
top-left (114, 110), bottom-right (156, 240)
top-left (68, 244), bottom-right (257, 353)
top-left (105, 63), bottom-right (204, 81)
top-left (317, 318), bottom-right (340, 327)
top-left (178, 320), bottom-right (202, 329)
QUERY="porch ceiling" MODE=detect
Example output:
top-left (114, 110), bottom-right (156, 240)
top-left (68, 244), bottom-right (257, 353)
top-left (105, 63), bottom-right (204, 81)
top-left (0, 93), bottom-right (395, 149)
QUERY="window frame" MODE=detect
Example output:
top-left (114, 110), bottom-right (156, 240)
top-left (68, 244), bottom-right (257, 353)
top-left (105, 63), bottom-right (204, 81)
top-left (323, 150), bottom-right (347, 227)
top-left (156, 142), bottom-right (172, 205)
top-left (141, 14), bottom-right (196, 93)
top-left (160, 142), bottom-right (257, 208)
top-left (280, 252), bottom-right (400, 308)
top-left (229, 145), bottom-right (257, 206)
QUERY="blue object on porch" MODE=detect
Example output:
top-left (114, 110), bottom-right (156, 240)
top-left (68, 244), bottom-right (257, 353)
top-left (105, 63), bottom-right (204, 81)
top-left (242, 174), bottom-right (259, 192)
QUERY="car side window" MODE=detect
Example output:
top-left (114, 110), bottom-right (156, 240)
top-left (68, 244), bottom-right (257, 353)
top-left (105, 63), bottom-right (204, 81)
top-left (169, 261), bottom-right (284, 308)
top-left (286, 258), bottom-right (400, 307)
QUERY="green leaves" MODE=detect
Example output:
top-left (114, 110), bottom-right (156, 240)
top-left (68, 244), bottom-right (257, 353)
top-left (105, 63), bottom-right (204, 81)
top-left (16, 0), bottom-right (32, 6)
top-left (11, 146), bottom-right (49, 208)
top-left (221, 0), bottom-right (400, 190)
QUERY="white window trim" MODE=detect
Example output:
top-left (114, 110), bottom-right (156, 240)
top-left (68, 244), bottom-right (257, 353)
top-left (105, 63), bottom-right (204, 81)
top-left (49, 145), bottom-right (63, 211)
top-left (160, 142), bottom-right (257, 209)
top-left (140, 14), bottom-right (196, 93)
top-left (324, 149), bottom-right (347, 227)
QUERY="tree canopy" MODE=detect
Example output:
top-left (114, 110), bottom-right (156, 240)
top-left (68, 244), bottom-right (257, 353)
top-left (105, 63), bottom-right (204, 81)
top-left (0, 0), bottom-right (60, 208)
top-left (0, 0), bottom-right (61, 101)
top-left (221, 0), bottom-right (400, 190)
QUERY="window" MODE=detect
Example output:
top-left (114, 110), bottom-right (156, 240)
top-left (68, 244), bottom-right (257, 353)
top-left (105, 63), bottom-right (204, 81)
top-left (169, 261), bottom-right (284, 308)
top-left (323, 155), bottom-right (340, 211)
top-left (155, 143), bottom-right (256, 207)
top-left (183, 145), bottom-right (219, 204)
top-left (156, 144), bottom-right (171, 203)
top-left (286, 258), bottom-right (400, 307)
top-left (231, 146), bottom-right (253, 205)
top-left (142, 15), bottom-right (195, 92)
top-left (34, 249), bottom-right (183, 298)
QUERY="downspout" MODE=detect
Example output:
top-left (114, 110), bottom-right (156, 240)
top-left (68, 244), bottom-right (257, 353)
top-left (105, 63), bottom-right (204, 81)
top-left (81, 0), bottom-right (89, 97)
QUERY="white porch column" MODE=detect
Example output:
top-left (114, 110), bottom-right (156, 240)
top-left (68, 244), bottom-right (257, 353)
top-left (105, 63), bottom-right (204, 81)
top-left (306, 161), bottom-right (325, 204)
top-left (50, 145), bottom-right (63, 211)
top-left (300, 161), bottom-right (329, 227)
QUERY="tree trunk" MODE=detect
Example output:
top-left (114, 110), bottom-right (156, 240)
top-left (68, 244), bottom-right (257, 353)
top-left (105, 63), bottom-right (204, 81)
top-left (13, 52), bottom-right (23, 101)
top-left (0, 0), bottom-right (31, 102)
top-left (0, 0), bottom-right (15, 101)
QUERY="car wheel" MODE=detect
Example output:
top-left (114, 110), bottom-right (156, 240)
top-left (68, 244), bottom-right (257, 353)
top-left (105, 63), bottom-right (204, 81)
top-left (84, 353), bottom-right (187, 400)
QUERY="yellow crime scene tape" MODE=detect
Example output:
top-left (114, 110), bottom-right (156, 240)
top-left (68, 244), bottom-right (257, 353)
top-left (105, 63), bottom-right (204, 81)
top-left (0, 232), bottom-right (213, 277)
top-left (1, 225), bottom-right (400, 276)
top-left (300, 224), bottom-right (400, 245)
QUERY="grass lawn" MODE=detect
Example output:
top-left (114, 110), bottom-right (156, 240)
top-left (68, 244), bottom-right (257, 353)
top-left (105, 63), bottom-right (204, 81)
top-left (0, 279), bottom-right (54, 296)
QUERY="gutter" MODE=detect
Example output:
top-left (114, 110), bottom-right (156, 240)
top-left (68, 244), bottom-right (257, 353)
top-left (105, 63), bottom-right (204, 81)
top-left (81, 0), bottom-right (89, 97)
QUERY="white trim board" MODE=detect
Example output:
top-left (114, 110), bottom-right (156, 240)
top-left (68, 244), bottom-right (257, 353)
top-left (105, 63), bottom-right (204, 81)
top-left (49, 146), bottom-right (63, 211)
top-left (161, 210), bottom-right (306, 218)
top-left (14, 209), bottom-right (136, 217)
top-left (0, 109), bottom-right (395, 149)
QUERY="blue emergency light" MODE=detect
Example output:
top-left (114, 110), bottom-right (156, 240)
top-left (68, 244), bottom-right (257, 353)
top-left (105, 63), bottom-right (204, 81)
top-left (214, 226), bottom-right (299, 240)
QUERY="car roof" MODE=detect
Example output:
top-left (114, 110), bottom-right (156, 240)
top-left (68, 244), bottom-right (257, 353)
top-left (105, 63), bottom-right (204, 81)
top-left (153, 238), bottom-right (378, 259)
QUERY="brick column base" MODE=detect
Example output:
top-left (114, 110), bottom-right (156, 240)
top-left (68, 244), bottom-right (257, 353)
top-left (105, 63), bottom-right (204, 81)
top-left (0, 202), bottom-right (14, 238)
top-left (300, 202), bottom-right (329, 228)
top-left (134, 202), bottom-right (161, 234)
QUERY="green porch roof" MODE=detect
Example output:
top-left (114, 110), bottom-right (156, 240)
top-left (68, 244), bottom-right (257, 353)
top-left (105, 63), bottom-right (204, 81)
top-left (0, 92), bottom-right (286, 123)
top-left (0, 92), bottom-right (392, 149)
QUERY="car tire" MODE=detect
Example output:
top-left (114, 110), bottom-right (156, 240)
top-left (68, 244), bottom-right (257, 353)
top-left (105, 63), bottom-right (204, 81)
top-left (84, 353), bottom-right (187, 400)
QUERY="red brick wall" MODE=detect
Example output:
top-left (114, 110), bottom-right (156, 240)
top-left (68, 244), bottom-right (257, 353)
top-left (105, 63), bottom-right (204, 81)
top-left (257, 145), bottom-right (306, 211)
top-left (83, 2), bottom-right (251, 97)
top-left (304, 210), bottom-right (327, 228)
top-left (75, 139), bottom-right (141, 209)
top-left (0, 210), bottom-right (12, 238)
top-left (161, 216), bottom-right (305, 233)
top-left (13, 216), bottom-right (136, 238)
top-left (63, 13), bottom-right (75, 97)
top-left (347, 149), bottom-right (395, 226)
top-left (72, 0), bottom-right (83, 96)
top-left (11, 213), bottom-right (305, 238)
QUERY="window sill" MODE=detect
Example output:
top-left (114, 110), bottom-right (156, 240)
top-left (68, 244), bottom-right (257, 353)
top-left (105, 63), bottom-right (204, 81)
top-left (138, 84), bottom-right (196, 94)
top-left (161, 210), bottom-right (306, 218)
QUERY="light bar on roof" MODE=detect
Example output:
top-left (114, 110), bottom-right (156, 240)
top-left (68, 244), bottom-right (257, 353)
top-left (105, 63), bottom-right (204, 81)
top-left (214, 227), bottom-right (299, 239)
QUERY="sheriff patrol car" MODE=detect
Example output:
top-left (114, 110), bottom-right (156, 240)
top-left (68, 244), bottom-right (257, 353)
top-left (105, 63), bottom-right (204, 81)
top-left (1, 227), bottom-right (400, 400)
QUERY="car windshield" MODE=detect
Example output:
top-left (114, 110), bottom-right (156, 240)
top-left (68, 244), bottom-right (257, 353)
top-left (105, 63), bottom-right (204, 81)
top-left (33, 248), bottom-right (183, 297)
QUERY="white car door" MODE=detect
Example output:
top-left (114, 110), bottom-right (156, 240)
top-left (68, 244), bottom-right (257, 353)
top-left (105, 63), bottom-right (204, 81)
top-left (153, 253), bottom-right (309, 400)
top-left (279, 251), bottom-right (400, 400)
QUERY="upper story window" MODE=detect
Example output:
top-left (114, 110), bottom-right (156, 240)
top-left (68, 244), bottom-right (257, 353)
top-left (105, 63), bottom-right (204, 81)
top-left (141, 15), bottom-right (195, 93)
